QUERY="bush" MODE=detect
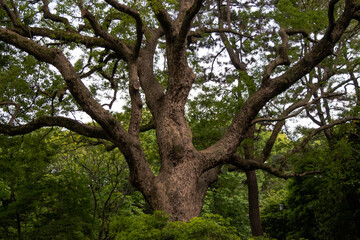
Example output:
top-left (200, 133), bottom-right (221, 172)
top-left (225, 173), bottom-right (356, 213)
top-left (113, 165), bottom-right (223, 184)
top-left (109, 211), bottom-right (241, 240)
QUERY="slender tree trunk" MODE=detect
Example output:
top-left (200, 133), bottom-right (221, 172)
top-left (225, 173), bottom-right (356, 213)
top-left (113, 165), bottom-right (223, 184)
top-left (16, 213), bottom-right (22, 240)
top-left (244, 127), bottom-right (264, 236)
top-left (351, 72), bottom-right (360, 106)
top-left (246, 170), bottom-right (264, 236)
top-left (98, 222), bottom-right (105, 240)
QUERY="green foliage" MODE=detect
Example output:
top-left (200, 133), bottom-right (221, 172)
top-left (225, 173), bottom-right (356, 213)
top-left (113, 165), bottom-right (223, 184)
top-left (0, 131), bottom-right (97, 240)
top-left (0, 129), bottom-right (151, 240)
top-left (52, 131), bottom-right (150, 237)
top-left (275, 0), bottom-right (328, 32)
top-left (202, 170), bottom-right (251, 238)
top-left (260, 189), bottom-right (288, 240)
top-left (261, 123), bottom-right (360, 240)
top-left (109, 211), bottom-right (241, 240)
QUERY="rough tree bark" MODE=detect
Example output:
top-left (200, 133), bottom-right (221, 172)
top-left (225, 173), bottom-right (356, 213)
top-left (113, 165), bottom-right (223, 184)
top-left (246, 171), bottom-right (263, 236)
top-left (243, 126), bottom-right (264, 236)
top-left (0, 0), bottom-right (360, 221)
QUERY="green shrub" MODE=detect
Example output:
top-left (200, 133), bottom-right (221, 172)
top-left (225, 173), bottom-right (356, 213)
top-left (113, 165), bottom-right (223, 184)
top-left (109, 211), bottom-right (241, 240)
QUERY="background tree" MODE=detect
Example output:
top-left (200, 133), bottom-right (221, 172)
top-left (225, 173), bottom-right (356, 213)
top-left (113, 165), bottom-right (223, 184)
top-left (261, 122), bottom-right (360, 240)
top-left (0, 0), bottom-right (360, 222)
top-left (0, 131), bottom-right (97, 240)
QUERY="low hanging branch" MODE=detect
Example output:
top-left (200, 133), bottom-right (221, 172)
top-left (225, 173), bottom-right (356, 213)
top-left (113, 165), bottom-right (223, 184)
top-left (227, 116), bottom-right (360, 179)
top-left (251, 92), bottom-right (344, 125)
top-left (0, 116), bottom-right (110, 139)
top-left (228, 154), bottom-right (321, 179)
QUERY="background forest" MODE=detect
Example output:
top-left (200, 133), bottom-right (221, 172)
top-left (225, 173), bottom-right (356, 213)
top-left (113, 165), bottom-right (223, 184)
top-left (1, 0), bottom-right (360, 239)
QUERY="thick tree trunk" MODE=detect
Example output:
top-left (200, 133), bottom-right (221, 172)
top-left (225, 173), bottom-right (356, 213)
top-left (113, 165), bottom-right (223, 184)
top-left (136, 41), bottom-right (214, 221)
top-left (145, 168), bottom-right (207, 221)
top-left (139, 162), bottom-right (218, 221)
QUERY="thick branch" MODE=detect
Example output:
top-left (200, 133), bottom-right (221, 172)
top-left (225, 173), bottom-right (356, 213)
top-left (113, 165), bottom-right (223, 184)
top-left (354, 11), bottom-right (360, 22)
top-left (148, 0), bottom-right (174, 37)
top-left (0, 26), bottom-right (129, 143)
top-left (0, 0), bottom-right (20, 27)
top-left (328, 0), bottom-right (340, 28)
top-left (201, 1), bottom-right (357, 171)
top-left (138, 29), bottom-right (166, 105)
top-left (229, 154), bottom-right (321, 179)
top-left (262, 28), bottom-right (291, 83)
top-left (140, 118), bottom-right (155, 132)
top-left (0, 116), bottom-right (110, 139)
top-left (41, 0), bottom-right (73, 31)
top-left (9, 0), bottom-right (19, 19)
top-left (78, 4), bottom-right (132, 60)
top-left (22, 27), bottom-right (113, 49)
top-left (0, 24), bottom-right (155, 192)
top-left (176, 0), bottom-right (204, 49)
top-left (128, 63), bottom-right (143, 136)
top-left (104, 0), bottom-right (143, 58)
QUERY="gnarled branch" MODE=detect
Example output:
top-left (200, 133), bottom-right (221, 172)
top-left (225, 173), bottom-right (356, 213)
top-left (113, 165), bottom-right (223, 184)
top-left (104, 0), bottom-right (144, 58)
top-left (78, 3), bottom-right (132, 60)
top-left (262, 28), bottom-right (291, 83)
top-left (41, 0), bottom-right (73, 31)
top-left (148, 0), bottom-right (174, 38)
top-left (228, 154), bottom-right (321, 179)
top-left (202, 1), bottom-right (358, 172)
top-left (0, 116), bottom-right (110, 140)
top-left (176, 0), bottom-right (204, 50)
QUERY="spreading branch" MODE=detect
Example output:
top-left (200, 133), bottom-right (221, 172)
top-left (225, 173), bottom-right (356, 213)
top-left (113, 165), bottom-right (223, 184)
top-left (202, 1), bottom-right (358, 170)
top-left (41, 0), bottom-right (73, 31)
top-left (291, 117), bottom-right (360, 153)
top-left (216, 0), bottom-right (247, 72)
top-left (18, 26), bottom-right (113, 49)
top-left (251, 92), bottom-right (343, 125)
top-left (148, 0), bottom-right (174, 37)
top-left (0, 116), bottom-right (110, 140)
top-left (77, 2), bottom-right (132, 60)
top-left (104, 0), bottom-right (144, 58)
top-left (228, 154), bottom-right (321, 179)
top-left (0, 0), bottom-right (21, 28)
top-left (189, 27), bottom-right (253, 40)
top-left (262, 28), bottom-right (291, 83)
top-left (176, 0), bottom-right (204, 49)
top-left (0, 26), bottom-right (134, 151)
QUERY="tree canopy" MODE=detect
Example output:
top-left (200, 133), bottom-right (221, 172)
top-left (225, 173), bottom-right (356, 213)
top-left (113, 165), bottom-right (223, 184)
top-left (1, 0), bottom-right (360, 223)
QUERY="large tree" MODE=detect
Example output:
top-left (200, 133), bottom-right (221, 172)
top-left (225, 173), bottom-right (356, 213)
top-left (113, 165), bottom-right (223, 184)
top-left (1, 0), bottom-right (360, 221)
